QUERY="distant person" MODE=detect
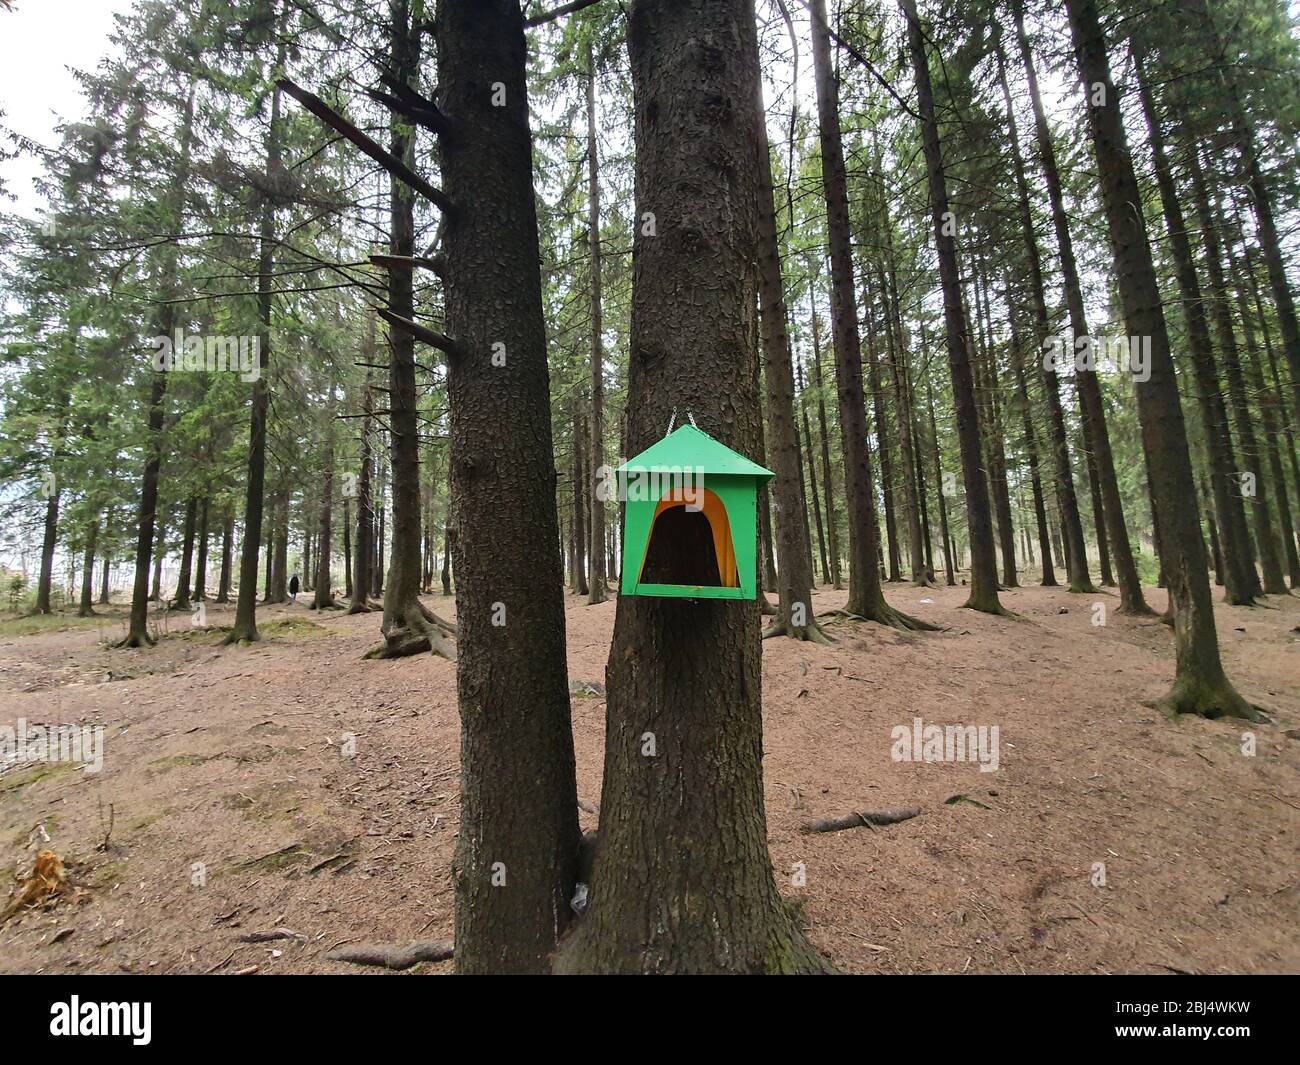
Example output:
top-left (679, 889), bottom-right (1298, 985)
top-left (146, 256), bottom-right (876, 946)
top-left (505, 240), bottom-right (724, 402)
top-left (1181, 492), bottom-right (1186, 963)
top-left (289, 573), bottom-right (300, 604)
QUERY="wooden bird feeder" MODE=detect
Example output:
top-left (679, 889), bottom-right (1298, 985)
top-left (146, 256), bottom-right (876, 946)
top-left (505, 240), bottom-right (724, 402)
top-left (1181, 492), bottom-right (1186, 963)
top-left (617, 424), bottom-right (773, 600)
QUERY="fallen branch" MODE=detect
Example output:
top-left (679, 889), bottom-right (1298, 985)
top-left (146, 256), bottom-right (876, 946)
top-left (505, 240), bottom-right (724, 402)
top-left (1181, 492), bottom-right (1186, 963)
top-left (800, 805), bottom-right (921, 834)
top-left (239, 927), bottom-right (307, 944)
top-left (324, 939), bottom-right (453, 970)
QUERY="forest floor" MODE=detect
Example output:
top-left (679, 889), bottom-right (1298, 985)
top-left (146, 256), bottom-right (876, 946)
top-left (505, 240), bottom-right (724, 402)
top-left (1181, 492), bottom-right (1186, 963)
top-left (0, 579), bottom-right (1296, 975)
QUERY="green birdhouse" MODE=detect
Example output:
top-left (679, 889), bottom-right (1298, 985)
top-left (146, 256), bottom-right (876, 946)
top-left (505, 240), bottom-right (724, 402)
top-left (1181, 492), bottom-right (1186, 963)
top-left (617, 423), bottom-right (773, 600)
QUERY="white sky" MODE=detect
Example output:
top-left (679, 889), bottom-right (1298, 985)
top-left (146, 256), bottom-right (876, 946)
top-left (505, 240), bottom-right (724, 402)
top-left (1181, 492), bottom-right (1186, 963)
top-left (0, 0), bottom-right (132, 218)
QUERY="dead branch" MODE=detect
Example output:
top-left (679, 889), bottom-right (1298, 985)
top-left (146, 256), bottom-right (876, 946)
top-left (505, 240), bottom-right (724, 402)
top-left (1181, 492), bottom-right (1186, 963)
top-left (324, 938), bottom-right (454, 970)
top-left (800, 805), bottom-right (921, 834)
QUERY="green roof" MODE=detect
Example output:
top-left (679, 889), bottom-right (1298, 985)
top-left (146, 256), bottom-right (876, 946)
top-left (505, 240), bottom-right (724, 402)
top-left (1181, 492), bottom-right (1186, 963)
top-left (617, 424), bottom-right (773, 480)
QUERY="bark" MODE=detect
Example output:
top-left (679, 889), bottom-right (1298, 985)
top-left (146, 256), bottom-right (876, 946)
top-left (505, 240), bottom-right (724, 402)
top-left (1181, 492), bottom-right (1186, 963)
top-left (226, 35), bottom-right (283, 644)
top-left (435, 0), bottom-right (579, 973)
top-left (216, 508), bottom-right (233, 603)
top-left (77, 519), bottom-right (98, 617)
top-left (901, 0), bottom-right (1002, 613)
top-left (1007, 299), bottom-right (1056, 587)
top-left (554, 0), bottom-right (831, 975)
top-left (864, 299), bottom-right (902, 583)
top-left (994, 38), bottom-right (1091, 593)
top-left (348, 373), bottom-right (375, 614)
top-left (313, 392), bottom-right (339, 610)
top-left (754, 73), bottom-right (824, 642)
top-left (120, 85), bottom-right (196, 646)
top-left (809, 302), bottom-right (841, 587)
top-left (373, 0), bottom-right (455, 659)
top-left (1012, 2), bottom-right (1148, 612)
top-left (193, 498), bottom-right (209, 602)
top-left (1185, 146), bottom-right (1287, 594)
top-left (585, 38), bottom-right (609, 606)
top-left (1130, 48), bottom-right (1260, 604)
top-left (172, 497), bottom-right (196, 611)
top-left (1066, 0), bottom-right (1261, 720)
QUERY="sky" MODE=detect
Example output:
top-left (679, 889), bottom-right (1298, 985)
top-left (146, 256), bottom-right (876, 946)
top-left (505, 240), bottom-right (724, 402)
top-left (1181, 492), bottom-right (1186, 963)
top-left (0, 0), bottom-right (132, 218)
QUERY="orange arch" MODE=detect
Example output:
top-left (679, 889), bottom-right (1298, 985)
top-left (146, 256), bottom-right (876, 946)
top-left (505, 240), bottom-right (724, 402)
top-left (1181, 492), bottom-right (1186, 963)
top-left (638, 487), bottom-right (738, 587)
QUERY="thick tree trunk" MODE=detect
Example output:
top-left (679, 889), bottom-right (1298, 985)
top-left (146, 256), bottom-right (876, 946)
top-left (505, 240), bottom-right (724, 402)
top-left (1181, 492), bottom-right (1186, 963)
top-left (554, 0), bottom-right (831, 975)
top-left (901, 0), bottom-right (1002, 613)
top-left (1066, 0), bottom-right (1260, 719)
top-left (435, 0), bottom-right (579, 974)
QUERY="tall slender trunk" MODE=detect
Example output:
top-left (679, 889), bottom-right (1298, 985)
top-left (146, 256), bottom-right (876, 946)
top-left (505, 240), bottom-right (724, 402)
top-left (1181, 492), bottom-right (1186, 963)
top-left (901, 0), bottom-right (1001, 613)
top-left (77, 519), bottom-right (98, 617)
top-left (1184, 144), bottom-right (1287, 594)
top-left (810, 303), bottom-right (841, 587)
top-left (585, 38), bottom-right (609, 606)
top-left (349, 372), bottom-right (375, 613)
top-left (121, 85), bottom-right (196, 645)
top-left (173, 497), bottom-right (196, 611)
top-left (1012, 2), bottom-right (1147, 612)
top-left (216, 508), bottom-right (233, 603)
top-left (1130, 46), bottom-right (1260, 604)
top-left (227, 30), bottom-right (283, 643)
top-left (193, 498), bottom-right (209, 602)
top-left (755, 73), bottom-right (822, 641)
top-left (994, 37), bottom-right (1091, 593)
top-left (1065, 0), bottom-right (1260, 719)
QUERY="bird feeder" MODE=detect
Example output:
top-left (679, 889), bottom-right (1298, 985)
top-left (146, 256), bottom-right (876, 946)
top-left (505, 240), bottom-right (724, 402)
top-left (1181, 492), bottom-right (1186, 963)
top-left (617, 423), bottom-right (773, 600)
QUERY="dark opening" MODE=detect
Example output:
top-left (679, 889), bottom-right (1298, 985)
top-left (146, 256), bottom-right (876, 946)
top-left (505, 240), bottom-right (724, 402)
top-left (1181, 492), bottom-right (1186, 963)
top-left (640, 505), bottom-right (722, 586)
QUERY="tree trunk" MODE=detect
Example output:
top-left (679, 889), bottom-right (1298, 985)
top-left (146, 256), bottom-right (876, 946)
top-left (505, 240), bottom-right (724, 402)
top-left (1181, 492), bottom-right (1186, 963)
top-left (1130, 46), bottom-right (1261, 605)
top-left (901, 0), bottom-right (1002, 613)
top-left (585, 38), bottom-right (609, 606)
top-left (1065, 0), bottom-right (1260, 719)
top-left (993, 38), bottom-right (1092, 593)
top-left (348, 373), bottom-right (375, 613)
top-left (554, 0), bottom-right (831, 975)
top-left (173, 497), bottom-right (196, 611)
top-left (809, 302), bottom-right (841, 588)
top-left (216, 508), bottom-right (233, 603)
top-left (227, 36), bottom-right (282, 643)
top-left (77, 519), bottom-right (98, 617)
top-left (755, 74), bottom-right (823, 642)
top-left (1012, 1), bottom-right (1148, 612)
top-left (373, 0), bottom-right (454, 659)
top-left (435, 0), bottom-right (579, 974)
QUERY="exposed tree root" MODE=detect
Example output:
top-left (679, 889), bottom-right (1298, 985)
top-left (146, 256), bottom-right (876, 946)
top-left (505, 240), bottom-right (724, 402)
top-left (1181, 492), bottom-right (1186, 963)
top-left (113, 631), bottom-right (156, 649)
top-left (961, 596), bottom-right (1020, 619)
top-left (819, 601), bottom-right (942, 632)
top-left (801, 805), bottom-right (921, 834)
top-left (346, 598), bottom-right (376, 615)
top-left (762, 617), bottom-right (836, 644)
top-left (1146, 681), bottom-right (1271, 723)
top-left (324, 938), bottom-right (453, 970)
top-left (222, 627), bottom-right (261, 646)
top-left (365, 600), bottom-right (457, 661)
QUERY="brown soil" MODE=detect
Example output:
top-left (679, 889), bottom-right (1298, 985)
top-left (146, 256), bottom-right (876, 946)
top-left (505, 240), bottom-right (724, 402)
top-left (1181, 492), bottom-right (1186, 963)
top-left (0, 581), bottom-right (1296, 974)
